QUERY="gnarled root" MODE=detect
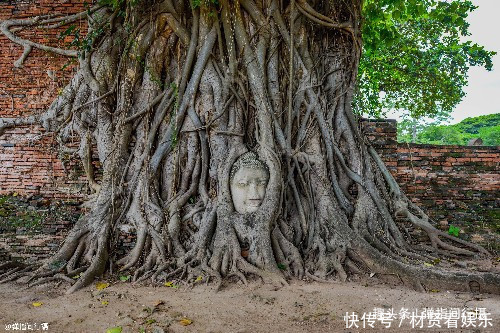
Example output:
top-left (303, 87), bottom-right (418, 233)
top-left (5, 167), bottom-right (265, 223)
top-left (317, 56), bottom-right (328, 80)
top-left (350, 237), bottom-right (500, 294)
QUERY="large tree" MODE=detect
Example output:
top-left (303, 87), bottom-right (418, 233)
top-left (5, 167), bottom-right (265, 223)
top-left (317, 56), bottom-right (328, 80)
top-left (0, 0), bottom-right (498, 294)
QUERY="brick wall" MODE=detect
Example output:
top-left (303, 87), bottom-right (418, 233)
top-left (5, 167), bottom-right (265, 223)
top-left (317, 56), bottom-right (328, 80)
top-left (363, 120), bottom-right (499, 251)
top-left (0, 193), bottom-right (82, 262)
top-left (0, 0), bottom-right (87, 200)
top-left (392, 144), bottom-right (498, 236)
top-left (0, 2), bottom-right (499, 262)
top-left (0, 212), bottom-right (76, 263)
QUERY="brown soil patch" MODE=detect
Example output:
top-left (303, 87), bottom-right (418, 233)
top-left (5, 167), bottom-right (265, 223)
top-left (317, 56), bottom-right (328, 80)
top-left (0, 279), bottom-right (499, 332)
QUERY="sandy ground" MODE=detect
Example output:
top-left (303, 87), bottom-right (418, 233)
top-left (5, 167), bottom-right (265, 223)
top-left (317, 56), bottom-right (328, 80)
top-left (0, 277), bottom-right (499, 333)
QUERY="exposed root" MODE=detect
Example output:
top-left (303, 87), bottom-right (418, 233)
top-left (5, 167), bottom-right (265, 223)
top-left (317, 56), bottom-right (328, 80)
top-left (27, 274), bottom-right (75, 289)
top-left (305, 270), bottom-right (337, 284)
top-left (350, 238), bottom-right (500, 294)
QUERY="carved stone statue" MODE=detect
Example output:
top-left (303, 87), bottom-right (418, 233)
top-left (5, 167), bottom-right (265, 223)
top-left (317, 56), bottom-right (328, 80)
top-left (229, 151), bottom-right (269, 214)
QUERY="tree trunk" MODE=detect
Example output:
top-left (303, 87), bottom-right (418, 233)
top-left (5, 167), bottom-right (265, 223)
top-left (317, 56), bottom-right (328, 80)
top-left (1, 0), bottom-right (498, 294)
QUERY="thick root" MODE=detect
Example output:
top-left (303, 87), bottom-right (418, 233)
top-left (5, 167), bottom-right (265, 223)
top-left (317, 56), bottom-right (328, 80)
top-left (350, 238), bottom-right (500, 294)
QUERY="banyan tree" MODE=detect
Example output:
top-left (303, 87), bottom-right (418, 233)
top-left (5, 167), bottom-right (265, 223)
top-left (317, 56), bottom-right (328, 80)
top-left (0, 0), bottom-right (498, 294)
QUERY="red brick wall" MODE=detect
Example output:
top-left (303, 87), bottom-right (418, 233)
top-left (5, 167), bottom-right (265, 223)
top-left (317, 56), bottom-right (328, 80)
top-left (363, 120), bottom-right (499, 249)
top-left (0, 0), bottom-right (87, 200)
top-left (393, 144), bottom-right (498, 233)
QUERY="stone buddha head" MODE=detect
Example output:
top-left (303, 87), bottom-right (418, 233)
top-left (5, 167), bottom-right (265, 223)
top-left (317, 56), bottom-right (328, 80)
top-left (229, 151), bottom-right (270, 214)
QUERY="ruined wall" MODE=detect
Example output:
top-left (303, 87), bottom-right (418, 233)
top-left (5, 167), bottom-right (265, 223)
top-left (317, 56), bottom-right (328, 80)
top-left (364, 120), bottom-right (499, 252)
top-left (363, 120), bottom-right (498, 224)
top-left (395, 145), bottom-right (498, 226)
top-left (0, 0), bottom-right (88, 200)
top-left (0, 0), bottom-right (88, 262)
top-left (0, 196), bottom-right (80, 262)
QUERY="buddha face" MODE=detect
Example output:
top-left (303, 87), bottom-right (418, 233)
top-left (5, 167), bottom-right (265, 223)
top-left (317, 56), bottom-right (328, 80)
top-left (230, 165), bottom-right (269, 214)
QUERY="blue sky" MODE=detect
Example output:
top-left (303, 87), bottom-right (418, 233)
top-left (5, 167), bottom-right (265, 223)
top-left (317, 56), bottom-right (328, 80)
top-left (387, 0), bottom-right (500, 124)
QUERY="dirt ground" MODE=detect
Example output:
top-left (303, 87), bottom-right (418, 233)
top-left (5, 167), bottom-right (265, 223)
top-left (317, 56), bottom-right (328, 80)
top-left (0, 277), bottom-right (499, 333)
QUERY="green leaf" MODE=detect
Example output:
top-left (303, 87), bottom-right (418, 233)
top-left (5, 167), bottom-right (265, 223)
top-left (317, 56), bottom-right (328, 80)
top-left (106, 327), bottom-right (122, 333)
top-left (277, 263), bottom-right (287, 270)
top-left (119, 275), bottom-right (130, 282)
top-left (432, 258), bottom-right (441, 265)
top-left (448, 225), bottom-right (460, 237)
top-left (58, 25), bottom-right (77, 40)
top-left (357, 0), bottom-right (495, 124)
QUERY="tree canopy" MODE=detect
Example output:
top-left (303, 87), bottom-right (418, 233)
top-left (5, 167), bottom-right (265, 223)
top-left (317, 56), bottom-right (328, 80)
top-left (356, 0), bottom-right (496, 119)
top-left (400, 113), bottom-right (500, 145)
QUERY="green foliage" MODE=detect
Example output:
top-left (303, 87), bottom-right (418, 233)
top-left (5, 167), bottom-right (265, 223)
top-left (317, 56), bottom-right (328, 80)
top-left (357, 0), bottom-right (496, 120)
top-left (397, 107), bottom-right (452, 143)
top-left (453, 113), bottom-right (500, 134)
top-left (191, 0), bottom-right (219, 9)
top-left (119, 275), bottom-right (131, 282)
top-left (478, 126), bottom-right (500, 146)
top-left (0, 196), bottom-right (42, 231)
top-left (105, 327), bottom-right (122, 333)
top-left (277, 263), bottom-right (287, 270)
top-left (417, 125), bottom-right (464, 145)
top-left (448, 225), bottom-right (460, 237)
top-left (402, 113), bottom-right (500, 145)
top-left (98, 0), bottom-right (124, 10)
top-left (58, 12), bottom-right (108, 56)
top-left (60, 0), bottom-right (143, 55)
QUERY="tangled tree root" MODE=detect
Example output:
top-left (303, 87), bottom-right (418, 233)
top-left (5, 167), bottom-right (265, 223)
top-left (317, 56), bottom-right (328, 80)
top-left (0, 0), bottom-right (498, 295)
